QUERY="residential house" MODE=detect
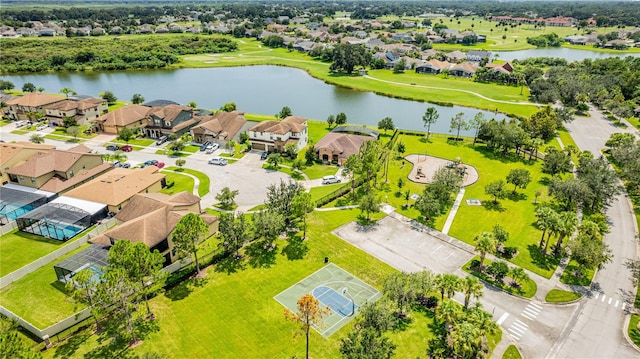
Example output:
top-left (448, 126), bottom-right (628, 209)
top-left (143, 104), bottom-right (198, 139)
top-left (293, 40), bottom-right (317, 52)
top-left (109, 26), bottom-right (123, 35)
top-left (89, 191), bottom-right (218, 266)
top-left (420, 49), bottom-right (438, 60)
top-left (139, 24), bottom-right (154, 34)
top-left (5, 144), bottom-right (112, 193)
top-left (445, 50), bottom-right (467, 63)
top-left (314, 132), bottom-right (375, 165)
top-left (0, 142), bottom-right (55, 186)
top-left (6, 92), bottom-right (66, 121)
top-left (415, 59), bottom-right (452, 74)
top-left (65, 166), bottom-right (166, 213)
top-left (45, 96), bottom-right (107, 126)
top-left (365, 38), bottom-right (385, 49)
top-left (155, 25), bottom-right (169, 34)
top-left (248, 116), bottom-right (308, 152)
top-left (449, 62), bottom-right (479, 78)
top-left (190, 110), bottom-right (247, 144)
top-left (91, 104), bottom-right (149, 134)
top-left (466, 50), bottom-right (493, 64)
top-left (486, 62), bottom-right (514, 75)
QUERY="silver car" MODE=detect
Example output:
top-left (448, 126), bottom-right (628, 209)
top-left (208, 157), bottom-right (228, 166)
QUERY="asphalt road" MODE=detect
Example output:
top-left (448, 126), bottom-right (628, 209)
top-left (546, 106), bottom-right (640, 359)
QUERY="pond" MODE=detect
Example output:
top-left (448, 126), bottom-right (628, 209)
top-left (494, 47), bottom-right (640, 62)
top-left (1, 66), bottom-right (510, 136)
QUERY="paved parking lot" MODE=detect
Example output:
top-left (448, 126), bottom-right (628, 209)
top-left (333, 214), bottom-right (474, 274)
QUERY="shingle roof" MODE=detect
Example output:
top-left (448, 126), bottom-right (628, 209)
top-left (250, 116), bottom-right (308, 135)
top-left (192, 111), bottom-right (246, 140)
top-left (6, 146), bottom-right (101, 177)
top-left (45, 98), bottom-right (104, 112)
top-left (7, 92), bottom-right (65, 107)
top-left (315, 133), bottom-right (374, 160)
top-left (64, 166), bottom-right (165, 206)
top-left (39, 163), bottom-right (113, 193)
top-left (146, 104), bottom-right (192, 122)
top-left (0, 142), bottom-right (55, 167)
top-left (91, 104), bottom-right (149, 127)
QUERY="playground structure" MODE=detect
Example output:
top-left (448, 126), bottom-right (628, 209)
top-left (405, 154), bottom-right (479, 187)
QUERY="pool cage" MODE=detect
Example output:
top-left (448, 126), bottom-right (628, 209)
top-left (0, 186), bottom-right (52, 225)
top-left (54, 244), bottom-right (110, 283)
top-left (16, 203), bottom-right (93, 241)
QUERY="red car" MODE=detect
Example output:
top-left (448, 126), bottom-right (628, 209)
top-left (155, 162), bottom-right (165, 169)
top-left (120, 145), bottom-right (133, 152)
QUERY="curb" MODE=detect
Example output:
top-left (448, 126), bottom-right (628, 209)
top-left (623, 314), bottom-right (640, 353)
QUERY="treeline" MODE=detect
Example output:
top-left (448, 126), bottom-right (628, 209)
top-left (1, 1), bottom-right (639, 27)
top-left (523, 56), bottom-right (640, 118)
top-left (0, 35), bottom-right (237, 73)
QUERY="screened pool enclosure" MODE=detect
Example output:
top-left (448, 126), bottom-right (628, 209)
top-left (0, 185), bottom-right (56, 225)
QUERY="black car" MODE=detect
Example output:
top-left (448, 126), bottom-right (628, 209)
top-left (106, 144), bottom-right (119, 151)
top-left (260, 151), bottom-right (268, 160)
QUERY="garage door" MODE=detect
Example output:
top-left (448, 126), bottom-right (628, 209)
top-left (252, 142), bottom-right (265, 150)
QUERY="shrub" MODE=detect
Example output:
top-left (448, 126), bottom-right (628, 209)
top-left (487, 261), bottom-right (509, 282)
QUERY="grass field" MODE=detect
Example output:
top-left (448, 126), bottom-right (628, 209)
top-left (629, 314), bottom-right (640, 348)
top-left (502, 344), bottom-right (523, 359)
top-left (0, 229), bottom-right (86, 277)
top-left (559, 259), bottom-right (595, 286)
top-left (544, 289), bottom-right (583, 303)
top-left (160, 172), bottom-right (195, 195)
top-left (303, 164), bottom-right (340, 179)
top-left (165, 166), bottom-right (210, 197)
top-left (309, 183), bottom-right (344, 203)
top-left (463, 257), bottom-right (537, 298)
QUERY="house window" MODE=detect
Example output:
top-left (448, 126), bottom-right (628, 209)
top-left (165, 121), bottom-right (171, 127)
top-left (69, 170), bottom-right (74, 178)
top-left (19, 176), bottom-right (24, 182)
top-left (31, 177), bottom-right (36, 183)
top-left (154, 119), bottom-right (161, 126)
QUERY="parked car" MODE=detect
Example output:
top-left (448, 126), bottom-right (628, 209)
top-left (120, 145), bottom-right (133, 152)
top-left (36, 124), bottom-right (48, 131)
top-left (144, 159), bottom-right (159, 166)
top-left (260, 151), bottom-right (269, 160)
top-left (120, 162), bottom-right (131, 168)
top-left (200, 141), bottom-right (212, 152)
top-left (322, 175), bottom-right (342, 185)
top-left (106, 144), bottom-right (120, 151)
top-left (205, 143), bottom-right (219, 154)
top-left (156, 135), bottom-right (168, 145)
top-left (113, 161), bottom-right (121, 167)
top-left (208, 157), bottom-right (228, 166)
top-left (155, 162), bottom-right (165, 169)
top-left (14, 120), bottom-right (27, 128)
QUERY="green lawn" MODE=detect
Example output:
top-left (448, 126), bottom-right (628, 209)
top-left (183, 145), bottom-right (200, 153)
top-left (0, 229), bottom-right (86, 277)
top-left (0, 119), bottom-right (13, 126)
top-left (544, 289), bottom-right (583, 303)
top-left (559, 259), bottom-right (595, 286)
top-left (629, 314), bottom-right (640, 348)
top-left (0, 245), bottom-right (87, 327)
top-left (502, 344), bottom-right (523, 359)
top-left (309, 183), bottom-right (344, 203)
top-left (41, 209), bottom-right (404, 358)
top-left (165, 166), bottom-right (210, 197)
top-left (463, 257), bottom-right (537, 298)
top-left (44, 134), bottom-right (84, 143)
top-left (303, 164), bottom-right (340, 179)
top-left (160, 172), bottom-right (195, 195)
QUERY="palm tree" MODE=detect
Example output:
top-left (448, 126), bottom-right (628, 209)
top-left (509, 267), bottom-right (529, 288)
top-left (435, 298), bottom-right (461, 327)
top-left (543, 211), bottom-right (561, 254)
top-left (462, 276), bottom-right (483, 309)
top-left (535, 206), bottom-right (556, 248)
top-left (60, 87), bottom-right (77, 97)
top-left (474, 232), bottom-right (496, 269)
top-left (435, 273), bottom-right (461, 301)
top-left (554, 211), bottom-right (578, 254)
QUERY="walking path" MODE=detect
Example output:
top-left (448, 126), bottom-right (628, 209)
top-left (442, 187), bottom-right (465, 235)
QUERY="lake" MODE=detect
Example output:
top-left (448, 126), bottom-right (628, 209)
top-left (1, 66), bottom-right (510, 135)
top-left (494, 47), bottom-right (640, 62)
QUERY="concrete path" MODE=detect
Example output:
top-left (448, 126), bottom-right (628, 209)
top-left (442, 187), bottom-right (465, 235)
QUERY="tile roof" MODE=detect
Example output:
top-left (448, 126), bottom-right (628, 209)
top-left (250, 116), bottom-right (308, 135)
top-left (0, 142), bottom-right (55, 167)
top-left (192, 111), bottom-right (246, 140)
top-left (45, 98), bottom-right (104, 111)
top-left (39, 162), bottom-right (113, 193)
top-left (91, 104), bottom-right (149, 127)
top-left (64, 166), bottom-right (165, 206)
top-left (7, 92), bottom-right (65, 107)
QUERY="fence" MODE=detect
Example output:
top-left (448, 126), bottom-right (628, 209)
top-left (0, 218), bottom-right (117, 289)
top-left (0, 220), bottom-right (18, 236)
top-left (315, 176), bottom-right (366, 208)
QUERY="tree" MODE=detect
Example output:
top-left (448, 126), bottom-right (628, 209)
top-left (384, 272), bottom-right (417, 315)
top-left (29, 134), bottom-right (44, 144)
top-left (462, 276), bottom-right (483, 309)
top-left (393, 58), bottom-right (407, 73)
top-left (265, 180), bottom-right (303, 225)
top-left (576, 154), bottom-right (622, 211)
top-left (131, 93), bottom-right (145, 104)
top-left (117, 127), bottom-right (134, 144)
top-left (172, 213), bottom-right (208, 275)
top-left (188, 101), bottom-right (197, 109)
top-left (107, 241), bottom-right (165, 317)
top-left (469, 112), bottom-right (487, 145)
top-left (305, 143), bottom-right (316, 165)
top-left (435, 298), bottom-right (461, 326)
top-left (414, 189), bottom-right (441, 222)
top-left (96, 265), bottom-right (142, 344)
top-left (509, 267), bottom-right (530, 288)
top-left (292, 192), bottom-right (314, 239)
top-left (285, 294), bottom-right (330, 359)
top-left (422, 107), bottom-right (439, 140)
top-left (168, 140), bottom-right (185, 153)
top-left (284, 142), bottom-right (298, 158)
top-left (449, 112), bottom-right (469, 142)
top-left (506, 168), bottom-right (531, 194)
top-left (377, 117), bottom-right (394, 134)
top-left (535, 206), bottom-right (557, 249)
top-left (100, 90), bottom-right (118, 105)
top-left (276, 106), bottom-right (292, 119)
top-left (435, 273), bottom-right (461, 301)
top-left (63, 116), bottom-right (78, 128)
top-left (330, 43), bottom-right (370, 74)
top-left (474, 232), bottom-right (496, 268)
top-left (67, 126), bottom-right (80, 140)
top-left (521, 106), bottom-right (558, 140)
top-left (60, 87), bottom-right (77, 97)
top-left (484, 180), bottom-right (506, 204)
top-left (487, 261), bottom-right (510, 282)
top-left (359, 192), bottom-right (381, 222)
top-left (549, 177), bottom-right (588, 211)
top-left (175, 159), bottom-right (186, 168)
top-left (326, 114), bottom-right (335, 128)
top-left (65, 269), bottom-right (103, 330)
top-left (252, 209), bottom-right (285, 247)
top-left (22, 82), bottom-right (36, 92)
top-left (396, 141), bottom-right (405, 155)
top-left (216, 187), bottom-right (239, 210)
top-left (0, 80), bottom-right (14, 91)
top-left (0, 317), bottom-right (42, 359)
top-left (266, 153), bottom-right (282, 169)
top-left (543, 148), bottom-right (573, 175)
top-left (218, 212), bottom-right (250, 258)
top-left (219, 102), bottom-right (236, 112)
top-left (340, 326), bottom-right (396, 359)
top-left (335, 112), bottom-right (348, 126)
top-left (492, 224), bottom-right (509, 244)
top-left (568, 234), bottom-right (613, 274)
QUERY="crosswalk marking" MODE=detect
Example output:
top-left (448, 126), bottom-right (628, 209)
top-left (608, 297), bottom-right (612, 304)
top-left (523, 308), bottom-right (540, 316)
top-left (529, 302), bottom-right (542, 310)
top-left (594, 292), bottom-right (599, 300)
top-left (622, 302), bottom-right (627, 310)
top-left (601, 295), bottom-right (606, 302)
top-left (496, 312), bottom-right (509, 325)
top-left (521, 312), bottom-right (536, 320)
top-left (513, 319), bottom-right (528, 329)
top-left (615, 300), bottom-right (619, 308)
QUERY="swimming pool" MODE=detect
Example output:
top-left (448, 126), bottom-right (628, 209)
top-left (0, 204), bottom-right (35, 221)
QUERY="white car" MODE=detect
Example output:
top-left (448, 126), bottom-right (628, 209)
top-left (15, 120), bottom-right (27, 128)
top-left (36, 124), bottom-right (48, 131)
top-left (322, 175), bottom-right (342, 185)
top-left (208, 157), bottom-right (228, 166)
top-left (205, 143), bottom-right (219, 154)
